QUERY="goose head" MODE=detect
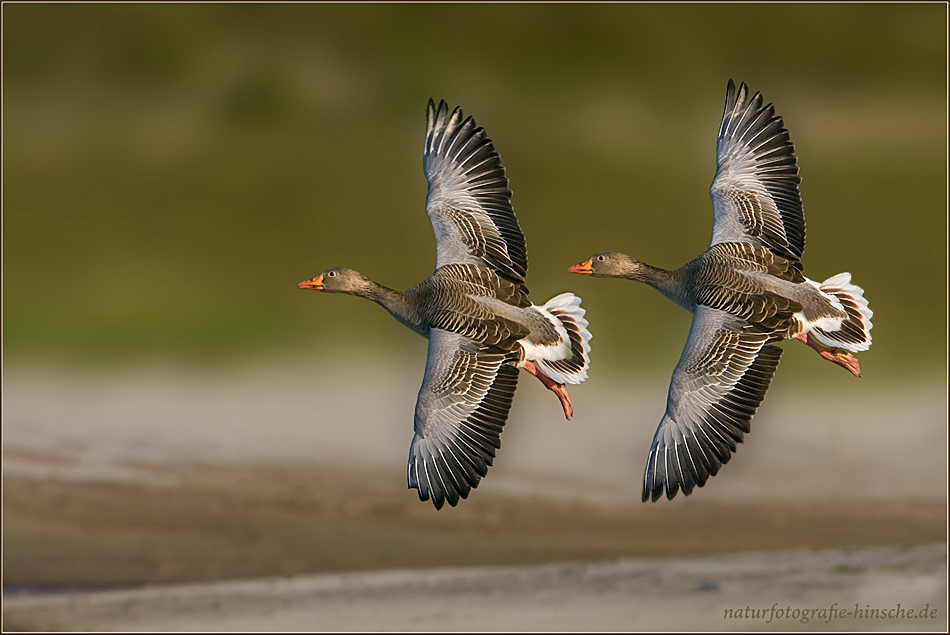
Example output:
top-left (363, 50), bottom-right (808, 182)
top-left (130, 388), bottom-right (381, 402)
top-left (298, 267), bottom-right (374, 295)
top-left (568, 252), bottom-right (641, 278)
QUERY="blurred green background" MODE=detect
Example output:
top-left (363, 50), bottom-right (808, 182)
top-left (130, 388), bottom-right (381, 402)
top-left (3, 3), bottom-right (946, 384)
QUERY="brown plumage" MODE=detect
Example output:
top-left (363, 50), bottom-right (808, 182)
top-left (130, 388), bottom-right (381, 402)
top-left (568, 80), bottom-right (873, 502)
top-left (299, 100), bottom-right (593, 509)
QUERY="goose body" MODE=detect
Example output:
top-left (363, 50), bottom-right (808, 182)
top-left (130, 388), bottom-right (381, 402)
top-left (300, 101), bottom-right (592, 509)
top-left (569, 80), bottom-right (872, 502)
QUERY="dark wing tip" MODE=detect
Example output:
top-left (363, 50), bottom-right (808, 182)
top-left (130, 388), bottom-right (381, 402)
top-left (738, 80), bottom-right (750, 100)
top-left (641, 466), bottom-right (670, 502)
top-left (426, 99), bottom-right (450, 145)
top-left (725, 79), bottom-right (764, 118)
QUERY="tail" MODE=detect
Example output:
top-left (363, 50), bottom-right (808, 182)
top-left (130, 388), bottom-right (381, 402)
top-left (522, 293), bottom-right (592, 385)
top-left (811, 273), bottom-right (873, 352)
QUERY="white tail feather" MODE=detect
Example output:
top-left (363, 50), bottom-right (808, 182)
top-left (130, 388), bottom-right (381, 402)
top-left (810, 273), bottom-right (873, 352)
top-left (520, 293), bottom-right (592, 385)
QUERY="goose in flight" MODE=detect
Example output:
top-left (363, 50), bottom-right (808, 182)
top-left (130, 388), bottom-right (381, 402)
top-left (569, 80), bottom-right (872, 502)
top-left (300, 100), bottom-right (592, 509)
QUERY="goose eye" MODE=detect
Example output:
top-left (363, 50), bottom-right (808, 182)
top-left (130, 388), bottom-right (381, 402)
top-left (327, 271), bottom-right (336, 277)
top-left (597, 255), bottom-right (606, 261)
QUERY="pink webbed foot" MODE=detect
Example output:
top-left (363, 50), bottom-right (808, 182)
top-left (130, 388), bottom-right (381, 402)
top-left (523, 360), bottom-right (573, 419)
top-left (796, 333), bottom-right (862, 378)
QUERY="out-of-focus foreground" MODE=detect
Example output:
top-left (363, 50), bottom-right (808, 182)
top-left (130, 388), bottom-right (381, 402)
top-left (3, 363), bottom-right (947, 630)
top-left (3, 3), bottom-right (947, 631)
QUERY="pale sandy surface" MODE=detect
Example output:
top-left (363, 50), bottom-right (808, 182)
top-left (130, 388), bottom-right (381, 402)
top-left (3, 360), bottom-right (947, 631)
top-left (5, 545), bottom-right (947, 632)
top-left (4, 359), bottom-right (947, 503)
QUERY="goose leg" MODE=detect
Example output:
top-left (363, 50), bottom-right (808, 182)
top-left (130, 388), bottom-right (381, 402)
top-left (523, 361), bottom-right (573, 420)
top-left (795, 333), bottom-right (862, 378)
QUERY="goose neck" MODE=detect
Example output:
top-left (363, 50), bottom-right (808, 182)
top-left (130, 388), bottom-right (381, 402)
top-left (364, 283), bottom-right (427, 336)
top-left (625, 261), bottom-right (675, 287)
top-left (628, 262), bottom-right (692, 310)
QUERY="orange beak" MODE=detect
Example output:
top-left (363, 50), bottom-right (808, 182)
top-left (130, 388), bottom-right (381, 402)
top-left (568, 259), bottom-right (593, 275)
top-left (297, 274), bottom-right (324, 290)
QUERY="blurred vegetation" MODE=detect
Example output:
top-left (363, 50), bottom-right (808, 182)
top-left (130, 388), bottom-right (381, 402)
top-left (3, 3), bottom-right (946, 383)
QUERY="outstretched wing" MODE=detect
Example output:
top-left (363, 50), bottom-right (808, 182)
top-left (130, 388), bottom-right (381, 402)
top-left (709, 80), bottom-right (805, 262)
top-left (643, 305), bottom-right (783, 502)
top-left (409, 328), bottom-right (521, 509)
top-left (424, 100), bottom-right (528, 282)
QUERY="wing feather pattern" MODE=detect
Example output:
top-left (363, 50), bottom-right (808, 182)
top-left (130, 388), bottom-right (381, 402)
top-left (710, 80), bottom-right (805, 262)
top-left (409, 328), bottom-right (520, 509)
top-left (643, 305), bottom-right (783, 502)
top-left (424, 100), bottom-right (528, 282)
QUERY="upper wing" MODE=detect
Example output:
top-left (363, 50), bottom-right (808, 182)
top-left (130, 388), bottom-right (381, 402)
top-left (709, 80), bottom-right (805, 262)
top-left (424, 100), bottom-right (528, 282)
top-left (642, 305), bottom-right (783, 502)
top-left (409, 328), bottom-right (521, 509)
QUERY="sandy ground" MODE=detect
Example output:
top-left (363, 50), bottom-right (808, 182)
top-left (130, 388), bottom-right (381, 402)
top-left (5, 545), bottom-right (947, 632)
top-left (2, 359), bottom-right (947, 630)
top-left (4, 359), bottom-right (947, 502)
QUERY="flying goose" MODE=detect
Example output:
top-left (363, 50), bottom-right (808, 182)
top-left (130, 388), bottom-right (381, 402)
top-left (299, 100), bottom-right (592, 509)
top-left (568, 80), bottom-right (872, 502)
